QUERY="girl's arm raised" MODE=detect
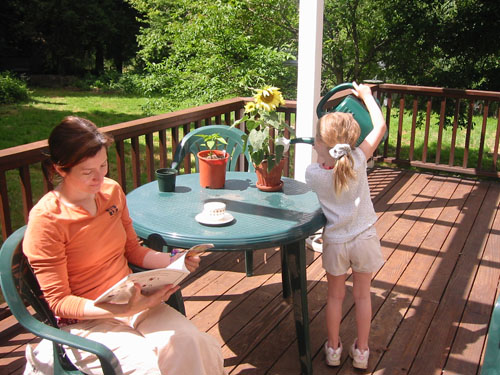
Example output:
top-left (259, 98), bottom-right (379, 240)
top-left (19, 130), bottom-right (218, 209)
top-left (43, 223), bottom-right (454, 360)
top-left (351, 82), bottom-right (387, 160)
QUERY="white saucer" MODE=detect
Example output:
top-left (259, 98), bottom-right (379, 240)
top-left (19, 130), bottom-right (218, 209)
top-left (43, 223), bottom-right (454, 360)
top-left (195, 212), bottom-right (235, 226)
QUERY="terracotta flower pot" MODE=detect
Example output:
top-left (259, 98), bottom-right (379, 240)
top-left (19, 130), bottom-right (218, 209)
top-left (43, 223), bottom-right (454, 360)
top-left (254, 158), bottom-right (286, 192)
top-left (198, 149), bottom-right (229, 189)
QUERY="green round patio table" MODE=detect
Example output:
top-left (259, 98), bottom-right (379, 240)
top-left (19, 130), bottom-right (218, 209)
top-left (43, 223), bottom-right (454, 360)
top-left (127, 171), bottom-right (325, 375)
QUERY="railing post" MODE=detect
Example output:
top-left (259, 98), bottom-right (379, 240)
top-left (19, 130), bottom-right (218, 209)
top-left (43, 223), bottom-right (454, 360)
top-left (449, 99), bottom-right (460, 166)
top-left (463, 101), bottom-right (474, 169)
top-left (396, 95), bottom-right (405, 160)
top-left (383, 94), bottom-right (392, 158)
top-left (159, 130), bottom-right (167, 169)
top-left (145, 133), bottom-right (155, 182)
top-left (0, 171), bottom-right (12, 239)
top-left (493, 108), bottom-right (500, 171)
top-left (131, 136), bottom-right (141, 188)
top-left (422, 99), bottom-right (432, 163)
top-left (436, 98), bottom-right (446, 165)
top-left (477, 101), bottom-right (490, 170)
top-left (19, 166), bottom-right (33, 224)
top-left (114, 140), bottom-right (127, 192)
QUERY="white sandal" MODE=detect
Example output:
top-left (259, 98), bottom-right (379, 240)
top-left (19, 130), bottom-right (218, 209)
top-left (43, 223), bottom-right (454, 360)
top-left (306, 231), bottom-right (323, 253)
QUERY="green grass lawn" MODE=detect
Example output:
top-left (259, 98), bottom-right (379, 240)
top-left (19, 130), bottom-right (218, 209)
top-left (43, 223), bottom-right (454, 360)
top-left (0, 88), bottom-right (163, 149)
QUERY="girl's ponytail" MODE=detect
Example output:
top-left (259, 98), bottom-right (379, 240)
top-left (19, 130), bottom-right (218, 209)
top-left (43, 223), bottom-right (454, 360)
top-left (331, 147), bottom-right (356, 194)
top-left (317, 113), bottom-right (360, 194)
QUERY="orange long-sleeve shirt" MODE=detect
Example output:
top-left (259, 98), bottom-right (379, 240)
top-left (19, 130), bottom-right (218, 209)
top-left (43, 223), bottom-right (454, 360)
top-left (23, 178), bottom-right (149, 319)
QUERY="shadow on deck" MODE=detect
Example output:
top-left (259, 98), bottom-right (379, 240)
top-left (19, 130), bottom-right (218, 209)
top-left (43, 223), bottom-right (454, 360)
top-left (1, 167), bottom-right (499, 374)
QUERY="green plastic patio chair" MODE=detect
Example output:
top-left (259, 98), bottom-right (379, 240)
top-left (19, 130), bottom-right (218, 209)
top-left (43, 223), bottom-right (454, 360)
top-left (170, 124), bottom-right (254, 172)
top-left (481, 294), bottom-right (500, 374)
top-left (0, 226), bottom-right (185, 374)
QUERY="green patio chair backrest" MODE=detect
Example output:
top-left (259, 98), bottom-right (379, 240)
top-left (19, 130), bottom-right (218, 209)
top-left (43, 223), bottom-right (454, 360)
top-left (171, 125), bottom-right (255, 172)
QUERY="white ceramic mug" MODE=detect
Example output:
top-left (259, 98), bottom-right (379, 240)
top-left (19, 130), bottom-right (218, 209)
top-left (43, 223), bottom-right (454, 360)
top-left (202, 202), bottom-right (226, 221)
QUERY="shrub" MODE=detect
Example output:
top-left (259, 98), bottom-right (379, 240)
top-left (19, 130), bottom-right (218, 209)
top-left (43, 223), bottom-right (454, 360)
top-left (74, 71), bottom-right (144, 95)
top-left (0, 72), bottom-right (30, 104)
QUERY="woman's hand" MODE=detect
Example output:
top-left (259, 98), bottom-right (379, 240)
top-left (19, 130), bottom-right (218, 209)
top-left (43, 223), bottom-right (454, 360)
top-left (126, 283), bottom-right (180, 314)
top-left (184, 255), bottom-right (201, 272)
top-left (169, 252), bottom-right (200, 272)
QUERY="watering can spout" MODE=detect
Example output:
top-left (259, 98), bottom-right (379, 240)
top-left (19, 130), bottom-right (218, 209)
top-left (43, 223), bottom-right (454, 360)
top-left (290, 137), bottom-right (315, 145)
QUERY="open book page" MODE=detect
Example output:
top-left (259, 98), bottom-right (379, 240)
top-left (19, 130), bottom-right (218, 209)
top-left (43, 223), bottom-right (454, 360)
top-left (174, 243), bottom-right (214, 257)
top-left (95, 243), bottom-right (214, 304)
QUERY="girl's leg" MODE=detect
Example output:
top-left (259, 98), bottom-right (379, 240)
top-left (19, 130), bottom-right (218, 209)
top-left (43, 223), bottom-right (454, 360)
top-left (352, 271), bottom-right (373, 351)
top-left (326, 272), bottom-right (346, 349)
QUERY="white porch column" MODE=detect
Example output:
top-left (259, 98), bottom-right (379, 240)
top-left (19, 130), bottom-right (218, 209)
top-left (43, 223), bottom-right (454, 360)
top-left (294, 0), bottom-right (324, 182)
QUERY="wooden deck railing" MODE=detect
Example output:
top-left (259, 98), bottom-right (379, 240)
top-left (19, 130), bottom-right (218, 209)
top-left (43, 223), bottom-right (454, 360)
top-left (1, 83), bottom-right (499, 241)
top-left (374, 84), bottom-right (500, 177)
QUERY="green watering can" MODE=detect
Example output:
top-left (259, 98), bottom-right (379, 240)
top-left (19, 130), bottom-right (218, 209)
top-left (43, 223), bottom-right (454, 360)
top-left (316, 82), bottom-right (386, 146)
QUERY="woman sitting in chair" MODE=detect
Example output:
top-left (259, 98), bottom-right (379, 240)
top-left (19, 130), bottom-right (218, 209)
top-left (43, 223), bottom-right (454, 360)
top-left (23, 116), bottom-right (225, 375)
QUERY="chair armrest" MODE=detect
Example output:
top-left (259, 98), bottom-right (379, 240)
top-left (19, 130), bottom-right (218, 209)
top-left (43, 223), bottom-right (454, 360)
top-left (482, 295), bottom-right (500, 374)
top-left (19, 310), bottom-right (122, 375)
top-left (171, 139), bottom-right (187, 171)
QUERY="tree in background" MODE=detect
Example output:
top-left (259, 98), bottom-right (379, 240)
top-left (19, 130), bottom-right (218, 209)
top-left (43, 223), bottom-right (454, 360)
top-left (130, 0), bottom-right (497, 103)
top-left (1, 0), bottom-right (498, 97)
top-left (381, 0), bottom-right (500, 91)
top-left (0, 0), bottom-right (139, 75)
top-left (321, 0), bottom-right (388, 92)
top-left (128, 0), bottom-right (298, 107)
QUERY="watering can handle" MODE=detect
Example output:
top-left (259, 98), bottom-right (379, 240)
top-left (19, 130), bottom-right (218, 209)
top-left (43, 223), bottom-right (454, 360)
top-left (316, 82), bottom-right (355, 119)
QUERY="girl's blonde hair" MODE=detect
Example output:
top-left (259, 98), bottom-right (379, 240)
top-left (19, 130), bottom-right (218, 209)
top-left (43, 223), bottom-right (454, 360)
top-left (317, 112), bottom-right (361, 194)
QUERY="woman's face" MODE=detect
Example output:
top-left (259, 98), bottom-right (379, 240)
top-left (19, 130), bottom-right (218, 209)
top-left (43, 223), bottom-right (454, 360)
top-left (57, 147), bottom-right (108, 196)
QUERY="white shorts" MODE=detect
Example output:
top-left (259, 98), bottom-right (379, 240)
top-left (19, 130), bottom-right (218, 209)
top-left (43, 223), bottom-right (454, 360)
top-left (322, 227), bottom-right (384, 276)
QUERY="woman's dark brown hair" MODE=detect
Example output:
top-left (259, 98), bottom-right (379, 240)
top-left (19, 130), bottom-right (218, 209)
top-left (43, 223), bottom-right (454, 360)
top-left (47, 116), bottom-right (113, 178)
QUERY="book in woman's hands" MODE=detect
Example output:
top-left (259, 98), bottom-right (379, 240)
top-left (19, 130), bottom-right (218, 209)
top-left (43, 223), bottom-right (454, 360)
top-left (95, 243), bottom-right (214, 304)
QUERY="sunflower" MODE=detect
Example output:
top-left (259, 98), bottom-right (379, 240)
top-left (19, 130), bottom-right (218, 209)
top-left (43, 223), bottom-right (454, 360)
top-left (244, 101), bottom-right (256, 113)
top-left (254, 86), bottom-right (285, 112)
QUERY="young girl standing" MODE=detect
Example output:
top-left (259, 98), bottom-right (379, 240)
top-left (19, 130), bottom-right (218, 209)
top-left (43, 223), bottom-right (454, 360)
top-left (305, 82), bottom-right (386, 369)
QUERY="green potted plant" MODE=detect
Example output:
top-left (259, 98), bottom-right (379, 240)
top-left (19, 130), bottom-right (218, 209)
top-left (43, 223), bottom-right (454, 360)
top-left (232, 86), bottom-right (294, 191)
top-left (196, 133), bottom-right (229, 189)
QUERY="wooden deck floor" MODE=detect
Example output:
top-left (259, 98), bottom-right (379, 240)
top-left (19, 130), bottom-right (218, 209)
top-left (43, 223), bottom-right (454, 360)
top-left (1, 167), bottom-right (499, 375)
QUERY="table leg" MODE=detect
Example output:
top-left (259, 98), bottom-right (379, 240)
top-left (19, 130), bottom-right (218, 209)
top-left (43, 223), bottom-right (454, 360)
top-left (244, 250), bottom-right (253, 277)
top-left (282, 240), bottom-right (312, 375)
top-left (280, 246), bottom-right (291, 300)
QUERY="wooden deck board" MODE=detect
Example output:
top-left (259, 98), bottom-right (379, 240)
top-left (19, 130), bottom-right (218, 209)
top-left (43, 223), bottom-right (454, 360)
top-left (1, 167), bottom-right (499, 375)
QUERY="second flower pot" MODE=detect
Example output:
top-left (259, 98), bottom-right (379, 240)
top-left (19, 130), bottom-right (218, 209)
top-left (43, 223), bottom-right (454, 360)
top-left (254, 158), bottom-right (286, 192)
top-left (198, 149), bottom-right (229, 189)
